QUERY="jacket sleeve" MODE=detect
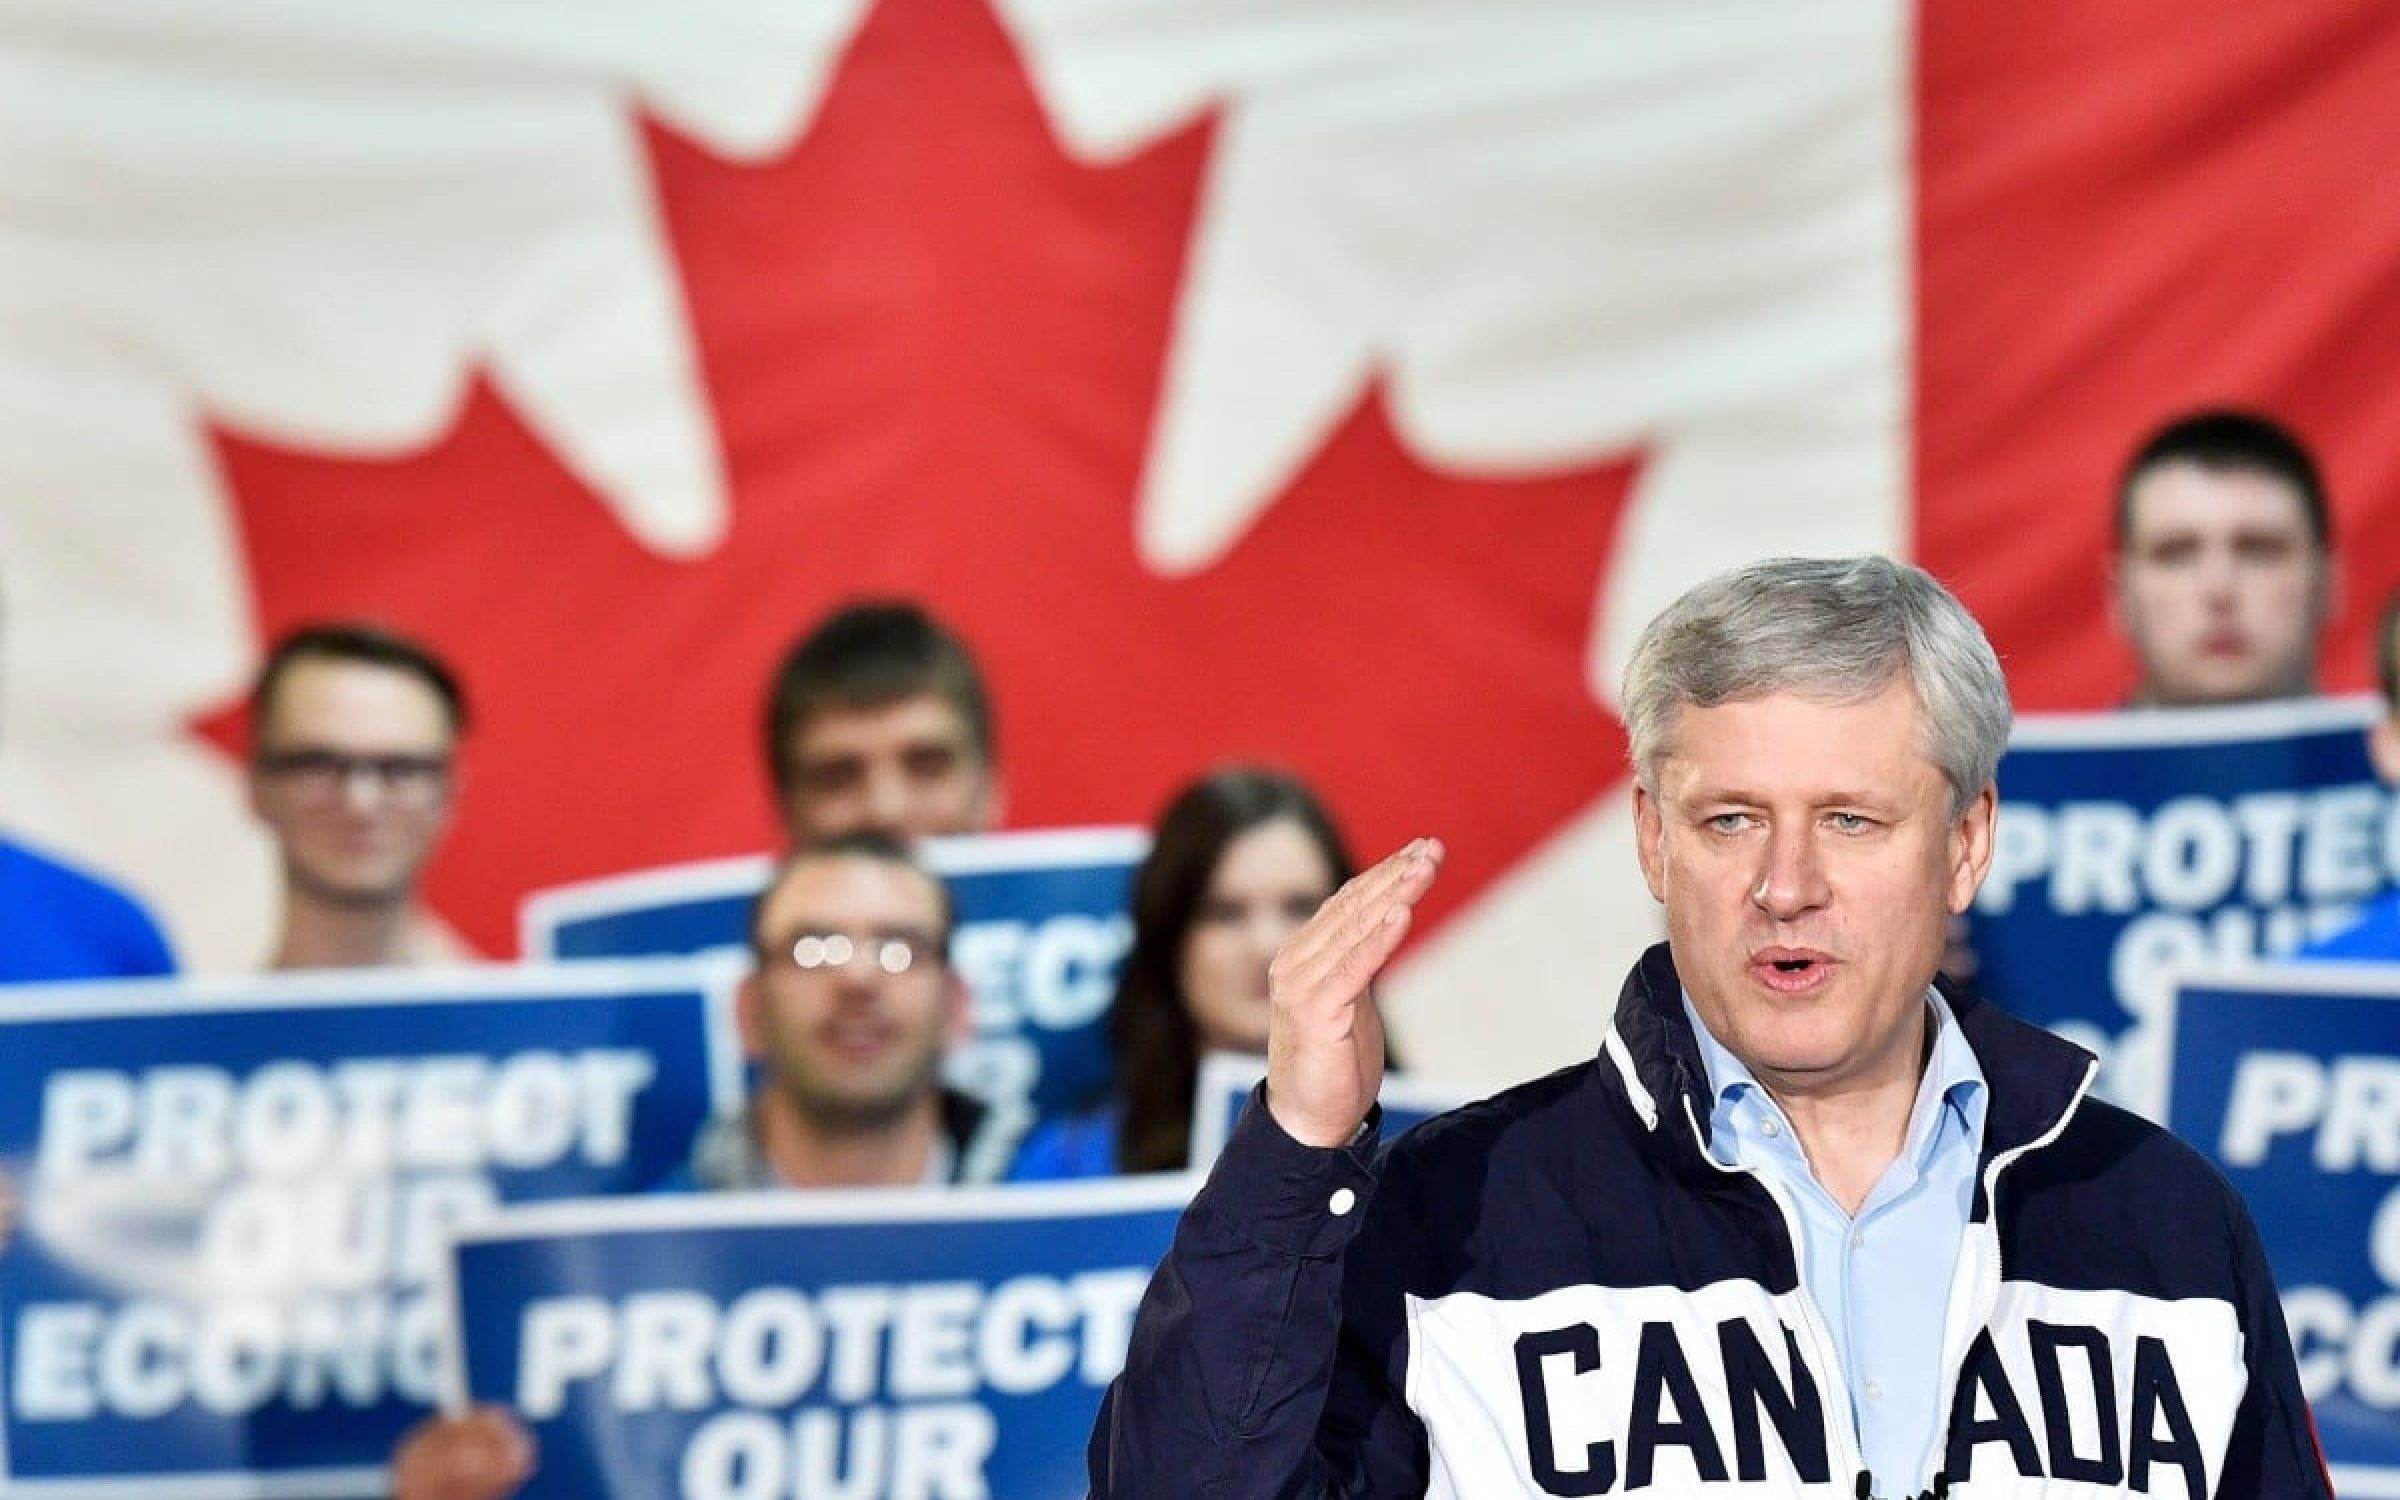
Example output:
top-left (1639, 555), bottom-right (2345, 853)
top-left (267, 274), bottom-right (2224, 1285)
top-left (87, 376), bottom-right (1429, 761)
top-left (1087, 1090), bottom-right (1428, 1499)
top-left (2214, 1190), bottom-right (2333, 1498)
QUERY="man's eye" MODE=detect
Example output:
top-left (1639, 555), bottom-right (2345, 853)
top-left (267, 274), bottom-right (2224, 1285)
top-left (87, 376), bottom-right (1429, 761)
top-left (1828, 812), bottom-right (1871, 833)
top-left (801, 761), bottom-right (863, 794)
top-left (379, 756), bottom-right (450, 785)
top-left (1706, 814), bottom-right (1750, 833)
top-left (902, 746), bottom-right (960, 779)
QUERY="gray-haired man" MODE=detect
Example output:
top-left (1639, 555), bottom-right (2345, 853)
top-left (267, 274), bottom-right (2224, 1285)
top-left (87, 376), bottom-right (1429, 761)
top-left (1093, 556), bottom-right (2327, 1499)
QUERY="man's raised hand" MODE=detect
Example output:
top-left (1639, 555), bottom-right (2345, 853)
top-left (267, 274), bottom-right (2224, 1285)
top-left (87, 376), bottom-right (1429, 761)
top-left (1265, 837), bottom-right (1444, 1147)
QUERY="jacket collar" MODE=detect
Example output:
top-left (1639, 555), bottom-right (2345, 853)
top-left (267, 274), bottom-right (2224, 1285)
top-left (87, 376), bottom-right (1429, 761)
top-left (1605, 942), bottom-right (2097, 1169)
top-left (692, 1085), bottom-right (1023, 1190)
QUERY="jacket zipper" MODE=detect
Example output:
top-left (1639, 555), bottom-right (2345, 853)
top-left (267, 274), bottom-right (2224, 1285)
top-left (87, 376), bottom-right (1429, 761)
top-left (1913, 1056), bottom-right (2100, 1490)
top-left (1680, 1093), bottom-right (1865, 1494)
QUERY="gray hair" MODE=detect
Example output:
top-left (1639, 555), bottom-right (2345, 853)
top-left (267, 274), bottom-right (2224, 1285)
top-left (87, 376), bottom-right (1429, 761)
top-left (1621, 556), bottom-right (2012, 815)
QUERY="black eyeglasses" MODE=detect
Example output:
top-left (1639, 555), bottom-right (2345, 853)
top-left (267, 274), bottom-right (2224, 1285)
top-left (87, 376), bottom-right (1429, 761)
top-left (763, 926), bottom-right (945, 977)
top-left (254, 748), bottom-right (453, 809)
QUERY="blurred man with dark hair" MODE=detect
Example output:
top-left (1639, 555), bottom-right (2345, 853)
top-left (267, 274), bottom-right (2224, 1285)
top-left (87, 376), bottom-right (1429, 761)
top-left (0, 579), bottom-right (176, 984)
top-left (246, 622), bottom-right (466, 968)
top-left (2110, 407), bottom-right (2335, 707)
top-left (763, 600), bottom-right (998, 846)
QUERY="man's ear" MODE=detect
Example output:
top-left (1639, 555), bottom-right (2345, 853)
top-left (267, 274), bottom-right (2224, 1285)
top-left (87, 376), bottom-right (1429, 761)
top-left (735, 975), bottom-right (766, 1061)
top-left (1633, 782), bottom-right (1668, 904)
top-left (2314, 545), bottom-right (2343, 635)
top-left (944, 969), bottom-right (974, 1049)
top-left (1947, 785), bottom-right (1999, 916)
top-left (2370, 715), bottom-right (2400, 787)
top-left (976, 765), bottom-right (1006, 833)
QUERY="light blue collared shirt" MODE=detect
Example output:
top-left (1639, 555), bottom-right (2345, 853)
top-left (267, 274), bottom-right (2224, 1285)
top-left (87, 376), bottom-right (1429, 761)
top-left (1684, 989), bottom-right (1987, 1497)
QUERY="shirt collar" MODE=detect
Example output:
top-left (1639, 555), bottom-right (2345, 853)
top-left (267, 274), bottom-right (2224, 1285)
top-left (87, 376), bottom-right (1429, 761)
top-left (1682, 985), bottom-right (1987, 1162)
top-left (1911, 987), bottom-right (1987, 1165)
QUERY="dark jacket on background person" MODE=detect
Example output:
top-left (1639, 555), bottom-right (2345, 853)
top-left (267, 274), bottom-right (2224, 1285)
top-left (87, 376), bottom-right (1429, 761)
top-left (677, 1086), bottom-right (1025, 1191)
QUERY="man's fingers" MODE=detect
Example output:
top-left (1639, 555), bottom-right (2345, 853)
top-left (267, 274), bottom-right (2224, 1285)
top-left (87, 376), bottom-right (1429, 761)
top-left (1262, 840), bottom-right (1438, 1147)
top-left (1334, 897), bottom-right (1419, 999)
top-left (1286, 844), bottom-right (1430, 993)
top-left (1279, 838), bottom-right (1443, 983)
top-left (392, 1407), bottom-right (534, 1500)
top-left (1307, 838), bottom-right (1441, 950)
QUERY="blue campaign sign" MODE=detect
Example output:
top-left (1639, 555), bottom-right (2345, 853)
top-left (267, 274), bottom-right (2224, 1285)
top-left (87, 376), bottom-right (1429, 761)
top-left (523, 853), bottom-right (776, 967)
top-left (520, 828), bottom-right (1150, 1133)
top-left (0, 962), bottom-right (742, 1498)
top-left (443, 1178), bottom-right (1195, 1500)
top-left (2160, 964), bottom-right (2400, 1496)
top-left (1185, 1052), bottom-right (1476, 1169)
top-left (1966, 696), bottom-right (2397, 1112)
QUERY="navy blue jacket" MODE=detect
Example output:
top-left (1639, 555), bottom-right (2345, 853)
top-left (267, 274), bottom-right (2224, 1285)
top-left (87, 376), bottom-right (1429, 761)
top-left (1092, 944), bottom-right (2329, 1499)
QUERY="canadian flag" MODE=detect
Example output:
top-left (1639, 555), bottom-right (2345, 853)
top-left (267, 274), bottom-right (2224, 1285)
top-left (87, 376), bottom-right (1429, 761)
top-left (2, 0), bottom-right (2395, 1083)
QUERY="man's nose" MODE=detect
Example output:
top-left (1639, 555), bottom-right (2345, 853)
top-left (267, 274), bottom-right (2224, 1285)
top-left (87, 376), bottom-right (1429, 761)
top-left (1750, 828), bottom-right (1829, 917)
top-left (822, 944), bottom-right (894, 994)
top-left (2195, 545), bottom-right (2242, 599)
top-left (338, 763), bottom-right (390, 810)
top-left (861, 764), bottom-right (912, 835)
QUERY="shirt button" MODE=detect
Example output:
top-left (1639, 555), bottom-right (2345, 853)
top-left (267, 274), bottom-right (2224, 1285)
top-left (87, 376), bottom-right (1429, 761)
top-left (1851, 1230), bottom-right (1866, 1249)
top-left (1328, 1188), bottom-right (1357, 1217)
top-left (1759, 1117), bottom-right (1782, 1138)
top-left (1865, 1381), bottom-right (1884, 1401)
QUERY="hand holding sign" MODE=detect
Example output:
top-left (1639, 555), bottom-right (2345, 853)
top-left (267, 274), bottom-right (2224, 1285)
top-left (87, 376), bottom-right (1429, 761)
top-left (447, 1183), bottom-right (1192, 1499)
top-left (0, 965), bottom-right (737, 1496)
top-left (1265, 837), bottom-right (1442, 1148)
top-left (391, 1406), bottom-right (535, 1500)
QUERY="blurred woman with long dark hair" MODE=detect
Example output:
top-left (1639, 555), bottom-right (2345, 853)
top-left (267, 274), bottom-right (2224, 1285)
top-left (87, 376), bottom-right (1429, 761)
top-left (1011, 766), bottom-right (1359, 1177)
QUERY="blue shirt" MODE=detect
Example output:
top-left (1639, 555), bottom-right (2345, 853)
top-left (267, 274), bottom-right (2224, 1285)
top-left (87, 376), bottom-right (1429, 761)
top-left (1007, 1102), bottom-right (1124, 1181)
top-left (2301, 888), bottom-right (2400, 961)
top-left (0, 836), bottom-right (176, 985)
top-left (1685, 989), bottom-right (1986, 1497)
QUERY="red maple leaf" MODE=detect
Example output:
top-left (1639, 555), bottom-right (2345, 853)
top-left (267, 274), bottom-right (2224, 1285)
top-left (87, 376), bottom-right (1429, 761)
top-left (195, 0), bottom-right (1642, 957)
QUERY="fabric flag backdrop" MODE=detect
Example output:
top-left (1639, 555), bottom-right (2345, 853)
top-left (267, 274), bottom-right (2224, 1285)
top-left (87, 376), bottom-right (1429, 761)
top-left (4, 1), bottom-right (2400, 1086)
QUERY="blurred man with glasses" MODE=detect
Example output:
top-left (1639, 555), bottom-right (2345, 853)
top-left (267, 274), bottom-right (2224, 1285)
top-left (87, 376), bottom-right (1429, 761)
top-left (694, 828), bottom-right (1024, 1190)
top-left (390, 832), bottom-right (1024, 1500)
top-left (246, 623), bottom-right (466, 969)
